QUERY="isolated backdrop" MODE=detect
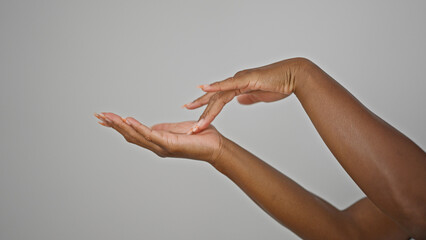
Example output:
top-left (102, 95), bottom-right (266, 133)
top-left (1, 1), bottom-right (425, 239)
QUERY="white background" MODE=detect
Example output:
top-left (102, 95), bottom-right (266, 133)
top-left (1, 1), bottom-right (425, 239)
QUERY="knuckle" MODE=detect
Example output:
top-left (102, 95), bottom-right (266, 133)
top-left (234, 70), bottom-right (247, 77)
top-left (156, 152), bottom-right (166, 158)
top-left (218, 97), bottom-right (227, 105)
top-left (210, 93), bottom-right (221, 102)
top-left (157, 149), bottom-right (169, 158)
top-left (145, 134), bottom-right (152, 142)
top-left (117, 121), bottom-right (125, 128)
top-left (124, 136), bottom-right (133, 143)
top-left (207, 92), bottom-right (229, 108)
top-left (235, 88), bottom-right (244, 95)
top-left (248, 70), bottom-right (260, 79)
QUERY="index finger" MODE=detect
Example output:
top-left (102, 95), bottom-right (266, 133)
top-left (191, 90), bottom-right (237, 134)
top-left (199, 75), bottom-right (251, 93)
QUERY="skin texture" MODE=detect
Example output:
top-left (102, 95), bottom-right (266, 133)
top-left (95, 58), bottom-right (426, 239)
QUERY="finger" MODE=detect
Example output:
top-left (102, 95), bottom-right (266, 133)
top-left (237, 91), bottom-right (288, 105)
top-left (183, 92), bottom-right (215, 109)
top-left (98, 121), bottom-right (109, 127)
top-left (199, 75), bottom-right (252, 93)
top-left (125, 117), bottom-right (169, 149)
top-left (102, 113), bottom-right (163, 152)
top-left (192, 90), bottom-right (237, 133)
top-left (94, 113), bottom-right (112, 127)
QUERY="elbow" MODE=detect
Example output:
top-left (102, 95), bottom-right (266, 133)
top-left (390, 191), bottom-right (426, 239)
top-left (397, 201), bottom-right (426, 238)
top-left (386, 169), bottom-right (426, 238)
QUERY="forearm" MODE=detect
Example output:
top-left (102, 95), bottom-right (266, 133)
top-left (212, 137), bottom-right (352, 240)
top-left (294, 59), bottom-right (426, 235)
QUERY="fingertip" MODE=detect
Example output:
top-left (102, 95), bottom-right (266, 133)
top-left (200, 87), bottom-right (215, 92)
top-left (199, 84), bottom-right (218, 92)
top-left (96, 112), bottom-right (111, 123)
top-left (184, 104), bottom-right (198, 110)
top-left (182, 103), bottom-right (194, 109)
top-left (94, 112), bottom-right (102, 120)
top-left (197, 84), bottom-right (209, 89)
top-left (191, 118), bottom-right (210, 134)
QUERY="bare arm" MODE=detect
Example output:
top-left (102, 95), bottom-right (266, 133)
top-left (95, 58), bottom-right (424, 239)
top-left (188, 57), bottom-right (426, 238)
top-left (294, 60), bottom-right (426, 237)
top-left (213, 137), bottom-right (408, 240)
top-left (95, 112), bottom-right (408, 239)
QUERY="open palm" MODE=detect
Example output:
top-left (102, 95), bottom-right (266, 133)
top-left (95, 112), bottom-right (223, 163)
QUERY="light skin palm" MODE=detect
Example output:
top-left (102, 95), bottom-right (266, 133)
top-left (96, 112), bottom-right (222, 162)
top-left (151, 121), bottom-right (222, 160)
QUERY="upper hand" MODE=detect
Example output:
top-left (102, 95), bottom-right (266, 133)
top-left (95, 112), bottom-right (224, 164)
top-left (184, 57), bottom-right (311, 133)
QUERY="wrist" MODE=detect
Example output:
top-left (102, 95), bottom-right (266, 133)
top-left (292, 57), bottom-right (318, 96)
top-left (209, 136), bottom-right (236, 173)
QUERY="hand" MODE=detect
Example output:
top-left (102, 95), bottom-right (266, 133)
top-left (94, 112), bottom-right (224, 163)
top-left (184, 57), bottom-right (312, 133)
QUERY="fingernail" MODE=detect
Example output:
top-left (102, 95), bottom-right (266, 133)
top-left (197, 84), bottom-right (209, 89)
top-left (190, 125), bottom-right (199, 134)
top-left (187, 123), bottom-right (197, 135)
top-left (187, 122), bottom-right (198, 134)
top-left (95, 113), bottom-right (109, 123)
top-left (193, 125), bottom-right (199, 132)
top-left (181, 104), bottom-right (187, 109)
top-left (188, 119), bottom-right (205, 134)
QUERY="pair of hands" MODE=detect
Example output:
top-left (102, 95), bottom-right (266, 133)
top-left (95, 58), bottom-right (311, 163)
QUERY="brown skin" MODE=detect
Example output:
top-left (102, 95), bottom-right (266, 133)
top-left (95, 58), bottom-right (425, 239)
